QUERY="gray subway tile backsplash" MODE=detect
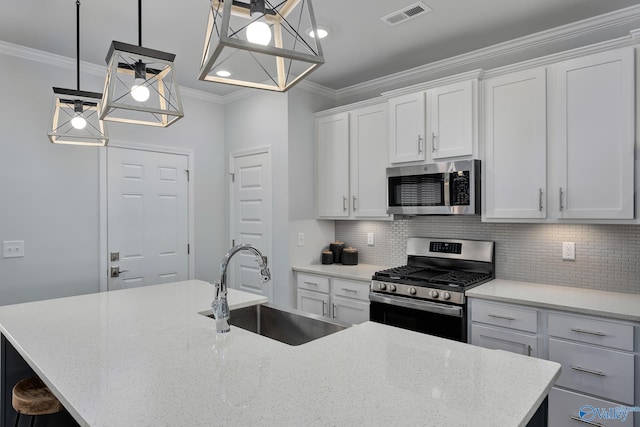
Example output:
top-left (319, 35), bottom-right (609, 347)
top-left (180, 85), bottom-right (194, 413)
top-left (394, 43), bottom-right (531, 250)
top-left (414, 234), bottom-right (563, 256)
top-left (335, 217), bottom-right (640, 294)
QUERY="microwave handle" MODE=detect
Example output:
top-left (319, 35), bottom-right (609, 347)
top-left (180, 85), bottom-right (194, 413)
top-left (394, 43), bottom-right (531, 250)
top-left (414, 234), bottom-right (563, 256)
top-left (443, 170), bottom-right (451, 207)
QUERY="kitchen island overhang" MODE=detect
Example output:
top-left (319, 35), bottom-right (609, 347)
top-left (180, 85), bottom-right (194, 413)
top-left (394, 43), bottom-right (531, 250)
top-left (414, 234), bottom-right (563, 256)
top-left (0, 280), bottom-right (560, 426)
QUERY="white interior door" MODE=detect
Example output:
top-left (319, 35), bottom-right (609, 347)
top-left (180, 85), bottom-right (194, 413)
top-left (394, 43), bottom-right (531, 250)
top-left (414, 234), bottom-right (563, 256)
top-left (107, 147), bottom-right (189, 290)
top-left (230, 150), bottom-right (272, 300)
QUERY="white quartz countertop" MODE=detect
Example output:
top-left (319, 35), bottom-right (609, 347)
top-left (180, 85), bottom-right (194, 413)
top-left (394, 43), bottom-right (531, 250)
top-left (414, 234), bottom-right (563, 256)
top-left (468, 279), bottom-right (640, 322)
top-left (0, 280), bottom-right (560, 426)
top-left (292, 263), bottom-right (389, 282)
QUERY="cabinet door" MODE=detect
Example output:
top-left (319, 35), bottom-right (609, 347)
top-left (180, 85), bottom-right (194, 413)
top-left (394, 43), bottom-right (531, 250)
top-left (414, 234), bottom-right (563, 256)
top-left (471, 324), bottom-right (538, 357)
top-left (316, 113), bottom-right (350, 217)
top-left (388, 92), bottom-right (426, 163)
top-left (430, 80), bottom-right (474, 159)
top-left (350, 103), bottom-right (390, 218)
top-left (332, 295), bottom-right (369, 325)
top-left (555, 48), bottom-right (634, 219)
top-left (484, 68), bottom-right (547, 219)
top-left (297, 289), bottom-right (330, 318)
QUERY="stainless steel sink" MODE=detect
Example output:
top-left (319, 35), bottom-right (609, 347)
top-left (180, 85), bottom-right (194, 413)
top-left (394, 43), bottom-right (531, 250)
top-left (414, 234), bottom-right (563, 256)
top-left (206, 303), bottom-right (350, 346)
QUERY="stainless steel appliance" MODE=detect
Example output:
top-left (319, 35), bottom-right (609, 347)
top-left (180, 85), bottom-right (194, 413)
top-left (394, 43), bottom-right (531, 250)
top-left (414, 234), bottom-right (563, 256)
top-left (386, 159), bottom-right (480, 215)
top-left (370, 237), bottom-right (494, 342)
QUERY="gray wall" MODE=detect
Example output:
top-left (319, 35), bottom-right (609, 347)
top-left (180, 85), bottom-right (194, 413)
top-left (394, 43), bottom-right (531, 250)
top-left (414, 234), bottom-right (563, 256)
top-left (0, 51), bottom-right (226, 305)
top-left (336, 218), bottom-right (640, 294)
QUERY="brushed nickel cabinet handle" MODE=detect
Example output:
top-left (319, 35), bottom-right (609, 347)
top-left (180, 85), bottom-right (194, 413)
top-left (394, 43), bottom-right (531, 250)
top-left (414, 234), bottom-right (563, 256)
top-left (322, 301), bottom-right (326, 317)
top-left (332, 303), bottom-right (337, 319)
top-left (341, 288), bottom-right (358, 293)
top-left (431, 133), bottom-right (437, 153)
top-left (570, 328), bottom-right (606, 337)
top-left (418, 135), bottom-right (423, 154)
top-left (343, 196), bottom-right (347, 211)
top-left (527, 345), bottom-right (532, 356)
top-left (559, 187), bottom-right (564, 211)
top-left (488, 313), bottom-right (515, 321)
top-left (538, 188), bottom-right (543, 211)
top-left (352, 195), bottom-right (357, 211)
top-left (571, 366), bottom-right (606, 377)
top-left (570, 415), bottom-right (605, 426)
top-left (303, 281), bottom-right (318, 286)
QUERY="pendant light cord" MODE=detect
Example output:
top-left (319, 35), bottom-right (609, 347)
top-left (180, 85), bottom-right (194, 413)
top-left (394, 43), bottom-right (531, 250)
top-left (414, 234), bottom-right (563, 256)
top-left (138, 0), bottom-right (142, 46)
top-left (76, 0), bottom-right (80, 91)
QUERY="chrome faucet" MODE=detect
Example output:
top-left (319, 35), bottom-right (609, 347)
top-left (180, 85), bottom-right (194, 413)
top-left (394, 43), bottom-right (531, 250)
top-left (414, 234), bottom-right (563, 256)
top-left (212, 244), bottom-right (271, 334)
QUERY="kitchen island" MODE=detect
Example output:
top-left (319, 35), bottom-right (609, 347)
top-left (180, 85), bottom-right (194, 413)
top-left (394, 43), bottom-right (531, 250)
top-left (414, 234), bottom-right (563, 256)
top-left (1, 280), bottom-right (560, 426)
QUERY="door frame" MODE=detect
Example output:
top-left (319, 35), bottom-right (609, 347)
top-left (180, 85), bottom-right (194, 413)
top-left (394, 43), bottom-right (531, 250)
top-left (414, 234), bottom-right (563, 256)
top-left (99, 140), bottom-right (195, 292)
top-left (229, 146), bottom-right (273, 301)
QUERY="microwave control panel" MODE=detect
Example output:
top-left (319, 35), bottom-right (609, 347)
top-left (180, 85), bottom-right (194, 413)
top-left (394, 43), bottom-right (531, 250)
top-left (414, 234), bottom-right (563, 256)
top-left (450, 171), bottom-right (470, 205)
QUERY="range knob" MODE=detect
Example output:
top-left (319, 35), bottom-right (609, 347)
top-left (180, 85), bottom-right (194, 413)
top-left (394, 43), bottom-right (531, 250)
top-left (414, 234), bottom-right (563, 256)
top-left (378, 283), bottom-right (387, 291)
top-left (442, 292), bottom-right (451, 301)
top-left (408, 287), bottom-right (417, 296)
top-left (389, 284), bottom-right (397, 292)
top-left (429, 290), bottom-right (439, 299)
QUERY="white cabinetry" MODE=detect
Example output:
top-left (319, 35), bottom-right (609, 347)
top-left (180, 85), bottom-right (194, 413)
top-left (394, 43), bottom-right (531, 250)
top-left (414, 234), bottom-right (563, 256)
top-left (429, 80), bottom-right (475, 160)
top-left (552, 48), bottom-right (635, 220)
top-left (483, 48), bottom-right (635, 222)
top-left (296, 272), bottom-right (369, 324)
top-left (469, 299), bottom-right (540, 357)
top-left (484, 68), bottom-right (547, 219)
top-left (388, 92), bottom-right (426, 164)
top-left (316, 104), bottom-right (390, 219)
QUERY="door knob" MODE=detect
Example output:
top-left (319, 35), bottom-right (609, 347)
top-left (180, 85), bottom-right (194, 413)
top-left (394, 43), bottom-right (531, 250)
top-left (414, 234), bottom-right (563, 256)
top-left (110, 266), bottom-right (129, 278)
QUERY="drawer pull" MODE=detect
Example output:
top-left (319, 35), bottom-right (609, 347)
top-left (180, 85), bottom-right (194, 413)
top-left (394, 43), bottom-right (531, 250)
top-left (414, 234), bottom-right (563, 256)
top-left (570, 416), bottom-right (605, 426)
top-left (303, 281), bottom-right (318, 286)
top-left (341, 288), bottom-right (358, 293)
top-left (488, 313), bottom-right (515, 321)
top-left (571, 366), bottom-right (606, 377)
top-left (527, 345), bottom-right (532, 356)
top-left (570, 328), bottom-right (606, 337)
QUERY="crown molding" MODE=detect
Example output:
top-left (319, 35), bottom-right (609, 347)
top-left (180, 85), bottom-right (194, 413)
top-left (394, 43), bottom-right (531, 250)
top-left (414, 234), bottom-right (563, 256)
top-left (381, 69), bottom-right (483, 98)
top-left (333, 4), bottom-right (640, 100)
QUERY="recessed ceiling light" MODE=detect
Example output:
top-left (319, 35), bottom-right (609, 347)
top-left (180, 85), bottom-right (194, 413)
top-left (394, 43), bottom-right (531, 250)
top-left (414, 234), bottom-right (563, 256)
top-left (216, 70), bottom-right (231, 77)
top-left (306, 26), bottom-right (329, 39)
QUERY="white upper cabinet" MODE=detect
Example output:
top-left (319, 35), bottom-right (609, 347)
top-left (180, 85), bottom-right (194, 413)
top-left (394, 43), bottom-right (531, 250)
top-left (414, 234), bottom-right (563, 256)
top-left (316, 103), bottom-right (391, 220)
top-left (553, 48), bottom-right (635, 220)
top-left (388, 92), bottom-right (426, 163)
top-left (316, 112), bottom-right (350, 217)
top-left (429, 80), bottom-right (476, 160)
top-left (484, 68), bottom-right (547, 219)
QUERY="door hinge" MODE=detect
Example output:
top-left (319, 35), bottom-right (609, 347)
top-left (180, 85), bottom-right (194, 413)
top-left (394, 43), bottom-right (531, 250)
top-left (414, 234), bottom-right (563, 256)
top-left (229, 172), bottom-right (235, 183)
top-left (187, 243), bottom-right (190, 255)
top-left (185, 170), bottom-right (190, 182)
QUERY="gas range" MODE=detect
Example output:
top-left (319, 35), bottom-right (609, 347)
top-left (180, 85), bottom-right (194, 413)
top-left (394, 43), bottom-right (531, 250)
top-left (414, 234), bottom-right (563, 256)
top-left (371, 237), bottom-right (495, 304)
top-left (369, 237), bottom-right (494, 342)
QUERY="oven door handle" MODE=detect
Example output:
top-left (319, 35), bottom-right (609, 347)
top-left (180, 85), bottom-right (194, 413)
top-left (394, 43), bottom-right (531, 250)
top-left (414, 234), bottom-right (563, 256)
top-left (369, 293), bottom-right (463, 317)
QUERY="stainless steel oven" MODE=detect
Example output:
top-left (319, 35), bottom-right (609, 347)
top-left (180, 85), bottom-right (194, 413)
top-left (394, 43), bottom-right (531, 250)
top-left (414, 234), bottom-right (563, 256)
top-left (369, 237), bottom-right (494, 342)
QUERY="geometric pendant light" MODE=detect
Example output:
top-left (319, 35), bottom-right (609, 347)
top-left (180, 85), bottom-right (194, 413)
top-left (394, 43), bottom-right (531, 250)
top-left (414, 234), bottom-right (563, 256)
top-left (100, 0), bottom-right (184, 127)
top-left (198, 0), bottom-right (324, 92)
top-left (48, 1), bottom-right (109, 146)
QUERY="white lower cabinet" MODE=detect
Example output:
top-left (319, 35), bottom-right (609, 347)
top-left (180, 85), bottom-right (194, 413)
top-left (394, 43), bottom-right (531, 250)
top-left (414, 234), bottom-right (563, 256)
top-left (296, 272), bottom-right (369, 324)
top-left (469, 297), bottom-right (639, 427)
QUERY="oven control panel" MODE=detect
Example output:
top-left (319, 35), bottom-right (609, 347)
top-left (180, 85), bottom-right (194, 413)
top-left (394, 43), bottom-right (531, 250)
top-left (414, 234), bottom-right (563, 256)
top-left (430, 241), bottom-right (462, 254)
top-left (371, 280), bottom-right (464, 305)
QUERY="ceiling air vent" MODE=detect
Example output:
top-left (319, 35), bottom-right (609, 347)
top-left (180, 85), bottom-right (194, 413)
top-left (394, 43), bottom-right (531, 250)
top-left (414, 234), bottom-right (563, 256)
top-left (381, 2), bottom-right (432, 26)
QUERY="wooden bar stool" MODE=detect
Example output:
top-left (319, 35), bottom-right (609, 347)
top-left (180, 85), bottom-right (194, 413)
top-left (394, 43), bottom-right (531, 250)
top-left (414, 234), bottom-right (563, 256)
top-left (12, 376), bottom-right (62, 427)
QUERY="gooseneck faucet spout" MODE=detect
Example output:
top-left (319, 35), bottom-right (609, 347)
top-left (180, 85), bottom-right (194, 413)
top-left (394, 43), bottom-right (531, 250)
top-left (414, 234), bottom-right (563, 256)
top-left (212, 244), bottom-right (271, 333)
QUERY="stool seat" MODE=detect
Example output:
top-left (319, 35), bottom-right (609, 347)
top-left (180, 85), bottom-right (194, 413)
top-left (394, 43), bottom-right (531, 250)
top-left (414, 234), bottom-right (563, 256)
top-left (12, 376), bottom-right (62, 416)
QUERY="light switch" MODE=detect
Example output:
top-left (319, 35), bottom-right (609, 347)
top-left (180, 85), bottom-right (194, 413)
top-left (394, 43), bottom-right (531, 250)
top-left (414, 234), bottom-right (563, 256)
top-left (297, 232), bottom-right (305, 247)
top-left (367, 233), bottom-right (375, 246)
top-left (3, 240), bottom-right (25, 258)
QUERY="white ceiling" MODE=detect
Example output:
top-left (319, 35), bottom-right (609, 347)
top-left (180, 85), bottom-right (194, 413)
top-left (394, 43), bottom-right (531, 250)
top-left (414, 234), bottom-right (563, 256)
top-left (1, 0), bottom-right (639, 96)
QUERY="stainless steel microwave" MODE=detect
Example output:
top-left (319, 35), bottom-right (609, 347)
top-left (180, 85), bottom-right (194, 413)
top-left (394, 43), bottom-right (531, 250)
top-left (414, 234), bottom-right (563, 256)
top-left (387, 160), bottom-right (480, 215)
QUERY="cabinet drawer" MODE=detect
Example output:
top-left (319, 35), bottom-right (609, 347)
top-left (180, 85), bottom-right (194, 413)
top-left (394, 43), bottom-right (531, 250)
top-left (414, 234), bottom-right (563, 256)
top-left (549, 338), bottom-right (634, 405)
top-left (296, 273), bottom-right (330, 293)
top-left (470, 299), bottom-right (538, 333)
top-left (549, 387), bottom-right (636, 427)
top-left (332, 278), bottom-right (370, 301)
top-left (549, 312), bottom-right (634, 351)
top-left (470, 324), bottom-right (538, 357)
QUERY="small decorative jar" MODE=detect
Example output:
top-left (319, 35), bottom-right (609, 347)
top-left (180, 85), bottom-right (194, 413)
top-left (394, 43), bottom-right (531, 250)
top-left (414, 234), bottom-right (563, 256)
top-left (321, 250), bottom-right (333, 265)
top-left (329, 241), bottom-right (345, 263)
top-left (341, 247), bottom-right (359, 265)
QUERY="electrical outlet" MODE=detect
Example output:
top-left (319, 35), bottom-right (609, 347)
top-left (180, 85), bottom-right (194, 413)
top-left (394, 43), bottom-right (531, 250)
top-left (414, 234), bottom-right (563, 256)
top-left (367, 233), bottom-right (374, 246)
top-left (297, 232), bottom-right (305, 247)
top-left (562, 242), bottom-right (575, 260)
top-left (3, 240), bottom-right (25, 258)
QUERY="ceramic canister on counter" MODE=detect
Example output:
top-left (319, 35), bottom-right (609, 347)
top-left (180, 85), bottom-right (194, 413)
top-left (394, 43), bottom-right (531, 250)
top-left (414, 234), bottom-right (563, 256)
top-left (341, 247), bottom-right (358, 265)
top-left (321, 250), bottom-right (333, 264)
top-left (329, 241), bottom-right (345, 263)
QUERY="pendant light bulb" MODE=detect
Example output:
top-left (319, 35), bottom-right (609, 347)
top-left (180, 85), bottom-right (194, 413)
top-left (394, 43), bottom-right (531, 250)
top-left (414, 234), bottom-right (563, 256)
top-left (247, 0), bottom-right (271, 45)
top-left (71, 99), bottom-right (87, 129)
top-left (131, 60), bottom-right (150, 102)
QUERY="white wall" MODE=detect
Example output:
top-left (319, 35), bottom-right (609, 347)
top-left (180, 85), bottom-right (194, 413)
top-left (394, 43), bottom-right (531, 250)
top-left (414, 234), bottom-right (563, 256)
top-left (0, 51), bottom-right (226, 305)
